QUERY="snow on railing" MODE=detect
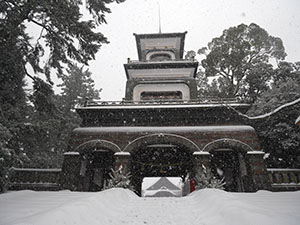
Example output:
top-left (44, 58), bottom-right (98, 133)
top-left (267, 168), bottom-right (300, 191)
top-left (9, 167), bottom-right (62, 191)
top-left (127, 58), bottom-right (197, 63)
top-left (80, 98), bottom-right (240, 107)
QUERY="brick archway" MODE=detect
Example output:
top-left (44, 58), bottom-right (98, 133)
top-left (202, 138), bottom-right (254, 192)
top-left (74, 139), bottom-right (121, 154)
top-left (73, 140), bottom-right (120, 192)
top-left (124, 133), bottom-right (200, 153)
top-left (125, 133), bottom-right (199, 195)
top-left (202, 138), bottom-right (253, 153)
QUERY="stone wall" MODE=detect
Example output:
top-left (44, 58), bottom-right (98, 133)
top-left (9, 167), bottom-right (62, 191)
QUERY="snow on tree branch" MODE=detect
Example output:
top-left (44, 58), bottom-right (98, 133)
top-left (224, 97), bottom-right (300, 120)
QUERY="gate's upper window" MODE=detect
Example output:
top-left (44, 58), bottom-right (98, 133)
top-left (150, 53), bottom-right (172, 61)
top-left (140, 91), bottom-right (182, 100)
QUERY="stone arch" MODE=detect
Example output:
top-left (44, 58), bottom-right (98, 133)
top-left (203, 138), bottom-right (254, 192)
top-left (74, 139), bottom-right (121, 154)
top-left (202, 138), bottom-right (253, 153)
top-left (123, 133), bottom-right (200, 153)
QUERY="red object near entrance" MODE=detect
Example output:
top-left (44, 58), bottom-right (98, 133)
top-left (190, 178), bottom-right (195, 193)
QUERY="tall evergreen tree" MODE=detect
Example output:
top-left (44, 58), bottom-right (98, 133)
top-left (0, 1), bottom-right (123, 188)
top-left (58, 63), bottom-right (101, 114)
top-left (198, 23), bottom-right (286, 101)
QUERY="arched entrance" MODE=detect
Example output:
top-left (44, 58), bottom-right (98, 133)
top-left (124, 133), bottom-right (199, 195)
top-left (75, 140), bottom-right (120, 191)
top-left (203, 139), bottom-right (253, 192)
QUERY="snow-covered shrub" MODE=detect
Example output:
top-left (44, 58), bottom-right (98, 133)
top-left (104, 165), bottom-right (134, 191)
top-left (194, 165), bottom-right (226, 190)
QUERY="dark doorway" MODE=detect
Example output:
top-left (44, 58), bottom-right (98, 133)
top-left (130, 143), bottom-right (194, 195)
top-left (210, 149), bottom-right (248, 192)
top-left (80, 149), bottom-right (115, 191)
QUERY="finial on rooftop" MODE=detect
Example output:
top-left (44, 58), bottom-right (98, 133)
top-left (158, 2), bottom-right (161, 33)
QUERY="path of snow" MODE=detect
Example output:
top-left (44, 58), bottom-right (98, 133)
top-left (1, 188), bottom-right (300, 225)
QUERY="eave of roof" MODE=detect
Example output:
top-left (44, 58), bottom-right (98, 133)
top-left (134, 32), bottom-right (187, 60)
top-left (75, 103), bottom-right (250, 110)
top-left (124, 61), bottom-right (199, 79)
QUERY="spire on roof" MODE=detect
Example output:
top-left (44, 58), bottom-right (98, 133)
top-left (158, 2), bottom-right (161, 33)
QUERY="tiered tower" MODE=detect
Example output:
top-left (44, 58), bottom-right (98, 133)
top-left (61, 31), bottom-right (271, 194)
top-left (124, 32), bottom-right (198, 101)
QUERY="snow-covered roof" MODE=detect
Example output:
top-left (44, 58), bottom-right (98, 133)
top-left (267, 168), bottom-right (300, 172)
top-left (76, 102), bottom-right (249, 110)
top-left (146, 177), bottom-right (181, 191)
top-left (73, 125), bottom-right (255, 134)
top-left (114, 152), bottom-right (131, 156)
top-left (11, 167), bottom-right (61, 172)
top-left (193, 151), bottom-right (210, 156)
top-left (247, 151), bottom-right (265, 155)
top-left (134, 32), bottom-right (187, 60)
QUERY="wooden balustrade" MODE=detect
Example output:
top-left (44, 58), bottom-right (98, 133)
top-left (9, 167), bottom-right (62, 191)
top-left (267, 168), bottom-right (300, 191)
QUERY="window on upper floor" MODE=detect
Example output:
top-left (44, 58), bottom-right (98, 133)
top-left (140, 91), bottom-right (182, 101)
top-left (146, 51), bottom-right (175, 61)
top-left (150, 53), bottom-right (172, 61)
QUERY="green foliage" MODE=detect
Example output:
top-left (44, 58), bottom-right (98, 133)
top-left (58, 63), bottom-right (101, 113)
top-left (3, 63), bottom-right (101, 171)
top-left (0, 1), bottom-right (121, 172)
top-left (198, 23), bottom-right (286, 101)
top-left (1, 0), bottom-right (124, 79)
top-left (249, 64), bottom-right (300, 168)
top-left (30, 78), bottom-right (58, 117)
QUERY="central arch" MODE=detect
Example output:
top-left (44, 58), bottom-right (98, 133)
top-left (202, 138), bottom-right (253, 153)
top-left (124, 133), bottom-right (200, 153)
top-left (125, 133), bottom-right (199, 195)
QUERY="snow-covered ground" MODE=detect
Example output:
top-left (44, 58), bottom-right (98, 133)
top-left (1, 188), bottom-right (300, 225)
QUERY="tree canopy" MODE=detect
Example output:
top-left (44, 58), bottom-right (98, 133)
top-left (248, 65), bottom-right (300, 168)
top-left (0, 0), bottom-right (124, 124)
top-left (0, 0), bottom-right (124, 191)
top-left (198, 23), bottom-right (286, 101)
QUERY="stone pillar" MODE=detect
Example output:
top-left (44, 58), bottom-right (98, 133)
top-left (193, 151), bottom-right (211, 177)
top-left (246, 151), bottom-right (271, 191)
top-left (114, 152), bottom-right (131, 174)
top-left (61, 152), bottom-right (81, 191)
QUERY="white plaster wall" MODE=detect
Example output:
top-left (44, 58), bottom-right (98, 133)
top-left (133, 83), bottom-right (190, 101)
top-left (127, 67), bottom-right (195, 79)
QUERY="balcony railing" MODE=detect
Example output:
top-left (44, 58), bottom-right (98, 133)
top-left (127, 58), bottom-right (197, 63)
top-left (267, 168), bottom-right (300, 191)
top-left (79, 98), bottom-right (242, 108)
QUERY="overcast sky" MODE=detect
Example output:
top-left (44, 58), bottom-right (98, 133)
top-left (85, 0), bottom-right (300, 101)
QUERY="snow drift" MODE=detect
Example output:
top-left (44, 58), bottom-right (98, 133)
top-left (1, 188), bottom-right (300, 225)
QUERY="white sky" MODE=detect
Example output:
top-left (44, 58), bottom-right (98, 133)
top-left (64, 0), bottom-right (300, 100)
